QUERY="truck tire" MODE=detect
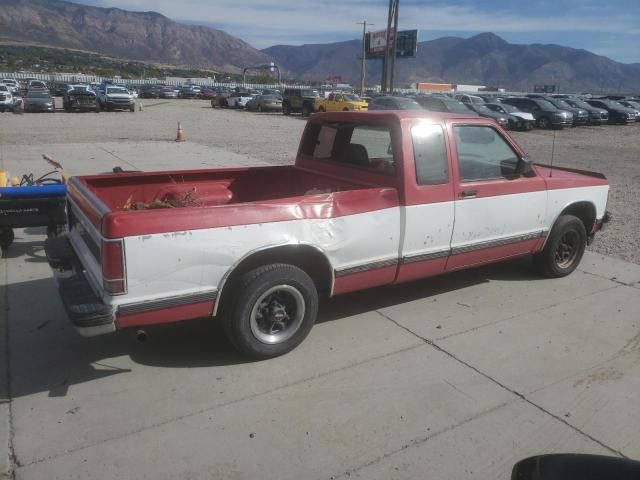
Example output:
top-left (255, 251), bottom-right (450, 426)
top-left (533, 214), bottom-right (587, 278)
top-left (282, 102), bottom-right (291, 115)
top-left (302, 103), bottom-right (311, 117)
top-left (223, 263), bottom-right (318, 359)
top-left (318, 106), bottom-right (325, 112)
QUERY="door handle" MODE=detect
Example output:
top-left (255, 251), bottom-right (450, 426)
top-left (459, 189), bottom-right (477, 198)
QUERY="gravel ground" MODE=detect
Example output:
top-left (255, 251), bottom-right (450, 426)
top-left (1, 98), bottom-right (638, 263)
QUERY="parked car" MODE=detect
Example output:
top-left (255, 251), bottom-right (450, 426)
top-left (98, 86), bottom-right (135, 112)
top-left (139, 84), bottom-right (164, 99)
top-left (414, 96), bottom-right (479, 115)
top-left (484, 103), bottom-right (535, 130)
top-left (199, 88), bottom-right (218, 100)
top-left (52, 82), bottom-right (70, 96)
top-left (44, 110), bottom-right (611, 359)
top-left (367, 96), bottom-right (422, 110)
top-left (246, 94), bottom-right (283, 112)
top-left (210, 90), bottom-right (231, 108)
top-left (585, 99), bottom-right (636, 124)
top-left (63, 86), bottom-right (99, 112)
top-left (455, 94), bottom-right (485, 104)
top-left (23, 90), bottom-right (55, 112)
top-left (463, 103), bottom-right (510, 128)
top-left (27, 80), bottom-right (48, 92)
top-left (501, 97), bottom-right (573, 129)
top-left (616, 100), bottom-right (640, 121)
top-left (528, 95), bottom-right (589, 126)
top-left (553, 96), bottom-right (608, 125)
top-left (226, 91), bottom-right (254, 109)
top-left (0, 84), bottom-right (15, 112)
top-left (159, 87), bottom-right (178, 99)
top-left (282, 88), bottom-right (319, 116)
top-left (315, 92), bottom-right (368, 112)
top-left (1, 79), bottom-right (19, 95)
top-left (180, 85), bottom-right (201, 98)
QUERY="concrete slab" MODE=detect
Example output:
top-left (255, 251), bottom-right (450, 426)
top-left (15, 345), bottom-right (516, 480)
top-left (529, 330), bottom-right (640, 458)
top-left (0, 141), bottom-right (266, 179)
top-left (4, 234), bottom-right (423, 464)
top-left (580, 251), bottom-right (640, 288)
top-left (438, 284), bottom-right (640, 394)
top-left (374, 261), bottom-right (615, 342)
top-left (346, 400), bottom-right (613, 480)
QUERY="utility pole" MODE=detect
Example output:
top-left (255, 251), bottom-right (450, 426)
top-left (381, 0), bottom-right (394, 93)
top-left (357, 20), bottom-right (373, 96)
top-left (388, 0), bottom-right (400, 93)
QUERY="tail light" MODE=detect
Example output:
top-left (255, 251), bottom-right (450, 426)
top-left (101, 239), bottom-right (126, 295)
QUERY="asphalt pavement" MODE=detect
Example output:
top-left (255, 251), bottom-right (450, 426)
top-left (1, 141), bottom-right (639, 480)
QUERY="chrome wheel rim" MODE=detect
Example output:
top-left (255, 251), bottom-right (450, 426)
top-left (555, 231), bottom-right (579, 268)
top-left (250, 285), bottom-right (305, 345)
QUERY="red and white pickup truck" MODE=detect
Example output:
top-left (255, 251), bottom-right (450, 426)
top-left (45, 111), bottom-right (610, 359)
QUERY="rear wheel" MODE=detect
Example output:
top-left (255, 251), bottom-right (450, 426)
top-left (282, 102), bottom-right (291, 115)
top-left (533, 214), bottom-right (587, 278)
top-left (302, 103), bottom-right (311, 117)
top-left (223, 264), bottom-right (318, 359)
top-left (257, 104), bottom-right (263, 112)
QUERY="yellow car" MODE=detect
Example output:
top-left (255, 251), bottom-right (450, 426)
top-left (315, 92), bottom-right (368, 112)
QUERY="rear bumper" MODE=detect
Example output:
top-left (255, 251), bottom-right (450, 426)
top-left (45, 235), bottom-right (116, 336)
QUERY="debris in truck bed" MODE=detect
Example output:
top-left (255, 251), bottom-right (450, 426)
top-left (123, 187), bottom-right (202, 210)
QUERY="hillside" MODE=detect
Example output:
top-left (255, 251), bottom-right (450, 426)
top-left (0, 0), bottom-right (272, 73)
top-left (264, 33), bottom-right (640, 92)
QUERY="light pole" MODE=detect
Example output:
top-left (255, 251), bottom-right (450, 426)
top-left (357, 21), bottom-right (373, 96)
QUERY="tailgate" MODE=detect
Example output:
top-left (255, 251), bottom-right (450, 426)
top-left (66, 176), bottom-right (126, 300)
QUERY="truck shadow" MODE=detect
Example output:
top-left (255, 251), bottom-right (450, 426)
top-left (4, 257), bottom-right (543, 399)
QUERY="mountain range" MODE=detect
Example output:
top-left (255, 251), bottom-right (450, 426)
top-left (1, 0), bottom-right (639, 91)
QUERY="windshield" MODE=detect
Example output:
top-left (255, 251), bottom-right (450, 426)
top-left (569, 99), bottom-right (592, 109)
top-left (444, 100), bottom-right (473, 113)
top-left (535, 99), bottom-right (558, 111)
top-left (27, 92), bottom-right (49, 98)
top-left (107, 87), bottom-right (129, 94)
top-left (495, 103), bottom-right (517, 113)
top-left (343, 94), bottom-right (362, 101)
top-left (551, 98), bottom-right (571, 108)
top-left (302, 90), bottom-right (319, 97)
top-left (471, 104), bottom-right (494, 114)
top-left (597, 99), bottom-right (625, 108)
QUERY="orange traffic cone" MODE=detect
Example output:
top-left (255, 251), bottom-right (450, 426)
top-left (175, 121), bottom-right (185, 142)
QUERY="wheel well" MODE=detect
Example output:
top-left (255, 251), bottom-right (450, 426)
top-left (215, 245), bottom-right (333, 316)
top-left (558, 202), bottom-right (596, 234)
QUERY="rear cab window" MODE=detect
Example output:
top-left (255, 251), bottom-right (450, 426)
top-left (301, 122), bottom-right (396, 176)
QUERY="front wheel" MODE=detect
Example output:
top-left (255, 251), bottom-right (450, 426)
top-left (533, 214), bottom-right (587, 278)
top-left (223, 264), bottom-right (318, 359)
top-left (537, 116), bottom-right (551, 129)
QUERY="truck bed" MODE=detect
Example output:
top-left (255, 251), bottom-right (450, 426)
top-left (69, 166), bottom-right (398, 238)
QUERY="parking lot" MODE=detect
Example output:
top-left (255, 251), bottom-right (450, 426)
top-left (1, 99), bottom-right (640, 479)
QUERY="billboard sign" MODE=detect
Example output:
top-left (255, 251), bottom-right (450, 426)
top-left (365, 29), bottom-right (418, 59)
top-left (369, 29), bottom-right (392, 53)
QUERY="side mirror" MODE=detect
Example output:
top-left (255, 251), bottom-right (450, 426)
top-left (515, 155), bottom-right (533, 175)
top-left (512, 454), bottom-right (640, 480)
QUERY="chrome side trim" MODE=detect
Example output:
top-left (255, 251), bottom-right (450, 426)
top-left (401, 249), bottom-right (450, 264)
top-left (334, 258), bottom-right (398, 277)
top-left (118, 290), bottom-right (218, 316)
top-left (451, 230), bottom-right (547, 255)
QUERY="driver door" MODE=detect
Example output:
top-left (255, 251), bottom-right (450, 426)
top-left (446, 122), bottom-right (547, 271)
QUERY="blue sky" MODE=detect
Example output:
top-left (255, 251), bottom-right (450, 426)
top-left (79, 0), bottom-right (640, 63)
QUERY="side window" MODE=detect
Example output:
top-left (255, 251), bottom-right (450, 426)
top-left (328, 93), bottom-right (335, 101)
top-left (453, 126), bottom-right (520, 181)
top-left (411, 124), bottom-right (448, 185)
